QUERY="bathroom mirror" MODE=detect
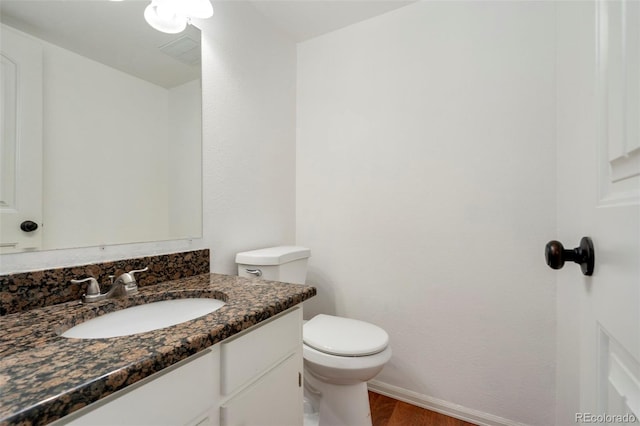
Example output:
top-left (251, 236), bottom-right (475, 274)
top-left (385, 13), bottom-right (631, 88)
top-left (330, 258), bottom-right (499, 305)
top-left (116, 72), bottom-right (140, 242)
top-left (0, 1), bottom-right (202, 254)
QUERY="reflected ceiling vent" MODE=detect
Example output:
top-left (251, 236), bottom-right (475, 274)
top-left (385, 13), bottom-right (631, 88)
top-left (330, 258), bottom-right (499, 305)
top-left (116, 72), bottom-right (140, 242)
top-left (159, 33), bottom-right (201, 66)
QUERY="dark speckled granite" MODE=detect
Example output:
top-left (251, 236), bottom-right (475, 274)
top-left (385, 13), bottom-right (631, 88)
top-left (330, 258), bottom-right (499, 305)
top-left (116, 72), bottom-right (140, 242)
top-left (0, 273), bottom-right (316, 426)
top-left (0, 250), bottom-right (210, 315)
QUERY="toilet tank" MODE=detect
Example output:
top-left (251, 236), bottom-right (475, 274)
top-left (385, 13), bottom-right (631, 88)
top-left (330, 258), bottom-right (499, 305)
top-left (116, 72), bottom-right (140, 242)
top-left (235, 246), bottom-right (311, 284)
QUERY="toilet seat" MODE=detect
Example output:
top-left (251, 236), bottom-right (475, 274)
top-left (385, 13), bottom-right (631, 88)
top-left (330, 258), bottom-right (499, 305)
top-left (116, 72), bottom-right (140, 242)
top-left (303, 314), bottom-right (389, 356)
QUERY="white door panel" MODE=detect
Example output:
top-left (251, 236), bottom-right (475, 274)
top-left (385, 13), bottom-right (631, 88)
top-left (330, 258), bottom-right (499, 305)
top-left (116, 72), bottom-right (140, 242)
top-left (557, 1), bottom-right (640, 424)
top-left (597, 0), bottom-right (640, 204)
top-left (0, 25), bottom-right (42, 253)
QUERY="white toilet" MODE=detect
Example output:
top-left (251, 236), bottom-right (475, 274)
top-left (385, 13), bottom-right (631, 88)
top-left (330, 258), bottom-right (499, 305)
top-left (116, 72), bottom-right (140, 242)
top-left (236, 246), bottom-right (392, 426)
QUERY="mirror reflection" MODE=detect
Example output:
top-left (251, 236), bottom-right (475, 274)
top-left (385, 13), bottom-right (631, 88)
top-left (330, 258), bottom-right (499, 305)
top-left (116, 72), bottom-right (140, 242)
top-left (0, 1), bottom-right (203, 254)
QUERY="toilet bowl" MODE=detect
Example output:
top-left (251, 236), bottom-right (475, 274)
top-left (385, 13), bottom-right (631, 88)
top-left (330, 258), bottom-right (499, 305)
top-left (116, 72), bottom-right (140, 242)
top-left (236, 246), bottom-right (392, 426)
top-left (303, 314), bottom-right (391, 426)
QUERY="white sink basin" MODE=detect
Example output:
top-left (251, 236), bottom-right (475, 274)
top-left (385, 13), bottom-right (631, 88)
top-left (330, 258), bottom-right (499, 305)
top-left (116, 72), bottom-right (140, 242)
top-left (61, 298), bottom-right (225, 339)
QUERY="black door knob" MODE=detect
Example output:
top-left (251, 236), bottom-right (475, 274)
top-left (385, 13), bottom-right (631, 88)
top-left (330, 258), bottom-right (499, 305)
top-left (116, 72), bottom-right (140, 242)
top-left (20, 220), bottom-right (38, 233)
top-left (545, 237), bottom-right (594, 276)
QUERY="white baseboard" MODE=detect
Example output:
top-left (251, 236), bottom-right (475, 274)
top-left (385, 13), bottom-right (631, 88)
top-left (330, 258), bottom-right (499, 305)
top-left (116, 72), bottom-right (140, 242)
top-left (367, 380), bottom-right (530, 426)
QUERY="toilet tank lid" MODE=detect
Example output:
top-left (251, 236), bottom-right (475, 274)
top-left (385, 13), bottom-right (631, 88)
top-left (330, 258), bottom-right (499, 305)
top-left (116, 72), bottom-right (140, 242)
top-left (235, 246), bottom-right (311, 266)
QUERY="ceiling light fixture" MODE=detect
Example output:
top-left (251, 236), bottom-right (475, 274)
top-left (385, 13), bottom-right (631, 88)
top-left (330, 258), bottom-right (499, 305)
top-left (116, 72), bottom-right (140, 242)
top-left (174, 0), bottom-right (214, 19)
top-left (144, 0), bottom-right (213, 34)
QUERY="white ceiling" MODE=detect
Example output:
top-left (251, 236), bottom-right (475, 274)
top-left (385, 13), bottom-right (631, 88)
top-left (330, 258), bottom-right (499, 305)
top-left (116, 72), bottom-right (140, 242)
top-left (247, 0), bottom-right (415, 42)
top-left (0, 0), bottom-right (413, 86)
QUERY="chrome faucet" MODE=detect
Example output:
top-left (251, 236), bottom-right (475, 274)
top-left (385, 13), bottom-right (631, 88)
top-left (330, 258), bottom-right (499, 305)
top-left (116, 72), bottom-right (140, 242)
top-left (71, 267), bottom-right (148, 303)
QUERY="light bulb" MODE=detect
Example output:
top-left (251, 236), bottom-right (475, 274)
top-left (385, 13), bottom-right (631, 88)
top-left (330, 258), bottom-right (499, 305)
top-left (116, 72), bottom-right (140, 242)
top-left (144, 1), bottom-right (187, 34)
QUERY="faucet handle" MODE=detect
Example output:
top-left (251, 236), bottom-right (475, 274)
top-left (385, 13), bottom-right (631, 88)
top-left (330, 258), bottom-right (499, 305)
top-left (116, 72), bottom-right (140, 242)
top-left (128, 266), bottom-right (148, 281)
top-left (70, 277), bottom-right (101, 297)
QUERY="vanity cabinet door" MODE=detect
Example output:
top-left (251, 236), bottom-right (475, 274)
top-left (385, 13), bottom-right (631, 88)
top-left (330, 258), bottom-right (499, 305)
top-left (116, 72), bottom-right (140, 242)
top-left (220, 307), bottom-right (302, 395)
top-left (220, 352), bottom-right (303, 426)
top-left (62, 348), bottom-right (220, 426)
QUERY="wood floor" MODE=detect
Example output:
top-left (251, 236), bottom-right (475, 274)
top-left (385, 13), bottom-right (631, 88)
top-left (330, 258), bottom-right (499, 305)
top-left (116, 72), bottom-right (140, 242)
top-left (368, 392), bottom-right (477, 426)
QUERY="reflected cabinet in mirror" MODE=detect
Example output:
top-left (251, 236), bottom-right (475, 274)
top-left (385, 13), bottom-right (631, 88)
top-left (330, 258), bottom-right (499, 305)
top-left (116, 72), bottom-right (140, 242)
top-left (0, 1), bottom-right (203, 254)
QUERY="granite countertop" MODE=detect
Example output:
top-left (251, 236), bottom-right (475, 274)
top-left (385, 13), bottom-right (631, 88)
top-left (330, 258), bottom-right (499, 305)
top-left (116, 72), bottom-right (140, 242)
top-left (0, 273), bottom-right (316, 426)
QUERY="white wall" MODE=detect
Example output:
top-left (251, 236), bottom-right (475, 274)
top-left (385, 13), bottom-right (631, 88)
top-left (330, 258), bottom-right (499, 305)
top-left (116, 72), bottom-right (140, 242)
top-left (0, 3), bottom-right (296, 274)
top-left (200, 2), bottom-right (297, 274)
top-left (296, 2), bottom-right (556, 424)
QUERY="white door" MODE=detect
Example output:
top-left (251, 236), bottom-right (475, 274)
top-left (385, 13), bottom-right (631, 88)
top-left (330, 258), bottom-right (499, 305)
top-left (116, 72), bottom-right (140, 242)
top-left (0, 25), bottom-right (43, 253)
top-left (556, 1), bottom-right (640, 425)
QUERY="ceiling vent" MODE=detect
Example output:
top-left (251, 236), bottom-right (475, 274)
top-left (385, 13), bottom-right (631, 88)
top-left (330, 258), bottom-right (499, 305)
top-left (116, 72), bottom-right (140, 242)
top-left (159, 33), bottom-right (201, 66)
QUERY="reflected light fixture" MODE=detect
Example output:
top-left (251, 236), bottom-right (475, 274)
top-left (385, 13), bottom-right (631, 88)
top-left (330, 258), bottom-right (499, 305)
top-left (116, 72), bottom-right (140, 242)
top-left (144, 0), bottom-right (214, 34)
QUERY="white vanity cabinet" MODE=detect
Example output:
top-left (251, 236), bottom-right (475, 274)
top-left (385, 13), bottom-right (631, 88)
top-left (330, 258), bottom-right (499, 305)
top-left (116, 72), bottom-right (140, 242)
top-left (219, 305), bottom-right (303, 426)
top-left (58, 307), bottom-right (303, 426)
